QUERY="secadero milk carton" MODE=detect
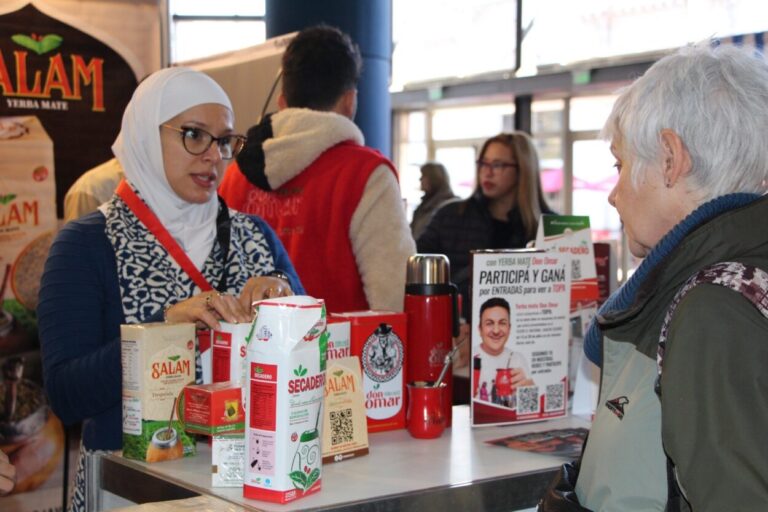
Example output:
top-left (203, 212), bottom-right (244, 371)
top-left (244, 296), bottom-right (327, 504)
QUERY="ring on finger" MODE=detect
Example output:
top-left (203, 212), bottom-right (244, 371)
top-left (205, 292), bottom-right (221, 309)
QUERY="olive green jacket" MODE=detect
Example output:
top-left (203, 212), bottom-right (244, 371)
top-left (576, 195), bottom-right (768, 511)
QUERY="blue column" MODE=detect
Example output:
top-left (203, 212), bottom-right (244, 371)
top-left (266, 0), bottom-right (392, 157)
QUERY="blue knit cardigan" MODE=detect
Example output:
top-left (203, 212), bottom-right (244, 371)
top-left (37, 211), bottom-right (304, 450)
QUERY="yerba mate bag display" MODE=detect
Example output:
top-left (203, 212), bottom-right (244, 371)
top-left (0, 116), bottom-right (56, 341)
top-left (244, 296), bottom-right (327, 504)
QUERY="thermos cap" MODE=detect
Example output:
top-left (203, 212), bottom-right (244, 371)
top-left (406, 254), bottom-right (450, 285)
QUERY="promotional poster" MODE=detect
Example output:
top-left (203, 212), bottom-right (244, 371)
top-left (470, 250), bottom-right (571, 427)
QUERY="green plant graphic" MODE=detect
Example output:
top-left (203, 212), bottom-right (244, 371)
top-left (0, 194), bottom-right (16, 205)
top-left (12, 34), bottom-right (63, 55)
top-left (168, 355), bottom-right (180, 362)
top-left (333, 370), bottom-right (344, 377)
top-left (293, 364), bottom-right (307, 377)
top-left (289, 468), bottom-right (320, 492)
top-left (255, 366), bottom-right (264, 374)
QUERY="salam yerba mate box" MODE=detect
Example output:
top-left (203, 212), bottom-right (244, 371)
top-left (121, 322), bottom-right (197, 462)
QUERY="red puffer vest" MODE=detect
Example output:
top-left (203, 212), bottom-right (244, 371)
top-left (220, 141), bottom-right (396, 312)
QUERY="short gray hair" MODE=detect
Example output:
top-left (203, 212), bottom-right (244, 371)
top-left (603, 42), bottom-right (768, 200)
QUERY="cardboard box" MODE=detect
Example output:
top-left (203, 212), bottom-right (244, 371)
top-left (183, 382), bottom-right (244, 436)
top-left (212, 322), bottom-right (252, 386)
top-left (326, 317), bottom-right (351, 360)
top-left (331, 311), bottom-right (406, 433)
top-left (322, 356), bottom-right (369, 463)
top-left (121, 322), bottom-right (197, 462)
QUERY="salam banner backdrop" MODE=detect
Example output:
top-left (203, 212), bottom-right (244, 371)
top-left (0, 1), bottom-right (159, 510)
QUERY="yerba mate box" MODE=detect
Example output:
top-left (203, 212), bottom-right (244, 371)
top-left (331, 311), bottom-right (407, 433)
top-left (121, 322), bottom-right (197, 462)
top-left (183, 381), bottom-right (244, 436)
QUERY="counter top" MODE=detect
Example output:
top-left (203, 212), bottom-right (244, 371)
top-left (101, 406), bottom-right (589, 512)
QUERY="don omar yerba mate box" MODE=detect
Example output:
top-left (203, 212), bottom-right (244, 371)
top-left (330, 311), bottom-right (407, 433)
top-left (121, 322), bottom-right (197, 462)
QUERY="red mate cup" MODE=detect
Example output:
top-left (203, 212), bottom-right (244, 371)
top-left (404, 254), bottom-right (459, 426)
top-left (406, 382), bottom-right (447, 439)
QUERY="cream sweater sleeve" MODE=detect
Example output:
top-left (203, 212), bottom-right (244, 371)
top-left (349, 165), bottom-right (416, 312)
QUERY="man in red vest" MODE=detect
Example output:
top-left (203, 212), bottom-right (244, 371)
top-left (218, 25), bottom-right (415, 313)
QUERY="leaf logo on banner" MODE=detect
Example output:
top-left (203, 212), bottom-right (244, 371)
top-left (11, 33), bottom-right (63, 55)
top-left (0, 194), bottom-right (16, 205)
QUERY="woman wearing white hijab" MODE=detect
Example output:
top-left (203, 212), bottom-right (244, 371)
top-left (38, 67), bottom-right (303, 510)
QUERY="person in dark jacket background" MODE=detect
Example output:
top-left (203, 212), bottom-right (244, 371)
top-left (416, 131), bottom-right (552, 321)
top-left (410, 162), bottom-right (456, 240)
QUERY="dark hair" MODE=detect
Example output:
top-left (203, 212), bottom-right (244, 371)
top-left (281, 25), bottom-right (362, 110)
top-left (479, 297), bottom-right (510, 317)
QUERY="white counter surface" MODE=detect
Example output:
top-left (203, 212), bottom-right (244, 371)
top-left (101, 406), bottom-right (590, 512)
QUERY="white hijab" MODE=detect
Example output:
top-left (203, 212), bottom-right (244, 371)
top-left (112, 67), bottom-right (233, 269)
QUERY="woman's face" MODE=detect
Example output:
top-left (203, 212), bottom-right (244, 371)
top-left (419, 172), bottom-right (431, 193)
top-left (160, 103), bottom-right (234, 204)
top-left (478, 142), bottom-right (517, 200)
top-left (608, 137), bottom-right (674, 258)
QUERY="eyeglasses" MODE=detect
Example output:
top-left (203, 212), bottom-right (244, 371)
top-left (476, 159), bottom-right (517, 173)
top-left (161, 124), bottom-right (246, 160)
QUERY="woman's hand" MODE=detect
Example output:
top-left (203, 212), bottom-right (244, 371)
top-left (164, 290), bottom-right (251, 329)
top-left (239, 276), bottom-right (293, 312)
top-left (0, 450), bottom-right (16, 496)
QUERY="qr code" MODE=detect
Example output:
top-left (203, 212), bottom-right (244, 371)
top-left (572, 259), bottom-right (582, 280)
top-left (330, 408), bottom-right (353, 446)
top-left (517, 385), bottom-right (540, 414)
top-left (545, 383), bottom-right (565, 412)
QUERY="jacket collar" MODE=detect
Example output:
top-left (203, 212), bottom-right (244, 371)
top-left (584, 192), bottom-right (765, 365)
top-left (235, 108), bottom-right (363, 191)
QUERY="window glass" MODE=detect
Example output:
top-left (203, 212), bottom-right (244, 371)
top-left (392, 0), bottom-right (518, 91)
top-left (172, 21), bottom-right (266, 62)
top-left (434, 146), bottom-right (478, 201)
top-left (168, 0), bottom-right (266, 63)
top-left (530, 0), bottom-right (768, 69)
top-left (569, 95), bottom-right (617, 132)
top-left (432, 104), bottom-right (514, 141)
top-left (572, 139), bottom-right (620, 241)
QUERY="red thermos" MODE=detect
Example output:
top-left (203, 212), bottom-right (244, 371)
top-left (404, 254), bottom-right (459, 426)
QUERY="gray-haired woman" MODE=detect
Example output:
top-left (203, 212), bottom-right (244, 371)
top-left (540, 43), bottom-right (768, 512)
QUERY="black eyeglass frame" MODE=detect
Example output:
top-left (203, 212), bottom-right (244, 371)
top-left (161, 124), bottom-right (247, 160)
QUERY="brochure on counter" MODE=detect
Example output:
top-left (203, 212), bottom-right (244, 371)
top-left (470, 249), bottom-right (571, 427)
top-left (486, 427), bottom-right (589, 459)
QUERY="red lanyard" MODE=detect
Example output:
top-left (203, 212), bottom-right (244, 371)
top-left (116, 179), bottom-right (213, 292)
